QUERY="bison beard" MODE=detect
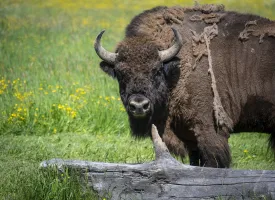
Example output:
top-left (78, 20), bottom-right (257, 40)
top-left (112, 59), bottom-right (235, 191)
top-left (128, 115), bottom-right (152, 137)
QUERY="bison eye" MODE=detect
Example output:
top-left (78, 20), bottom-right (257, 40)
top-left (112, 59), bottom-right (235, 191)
top-left (153, 67), bottom-right (163, 77)
top-left (156, 70), bottom-right (162, 76)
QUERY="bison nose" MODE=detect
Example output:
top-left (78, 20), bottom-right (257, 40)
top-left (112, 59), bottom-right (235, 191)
top-left (128, 97), bottom-right (150, 118)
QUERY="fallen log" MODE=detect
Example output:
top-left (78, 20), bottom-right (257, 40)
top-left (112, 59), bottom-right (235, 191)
top-left (41, 125), bottom-right (275, 200)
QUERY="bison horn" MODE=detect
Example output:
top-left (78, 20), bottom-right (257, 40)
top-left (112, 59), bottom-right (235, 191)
top-left (94, 30), bottom-right (118, 65)
top-left (158, 28), bottom-right (183, 62)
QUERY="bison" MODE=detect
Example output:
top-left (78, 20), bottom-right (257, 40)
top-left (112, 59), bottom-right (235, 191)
top-left (94, 4), bottom-right (275, 168)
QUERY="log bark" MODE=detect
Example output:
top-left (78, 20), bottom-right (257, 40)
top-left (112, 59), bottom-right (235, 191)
top-left (41, 125), bottom-right (275, 200)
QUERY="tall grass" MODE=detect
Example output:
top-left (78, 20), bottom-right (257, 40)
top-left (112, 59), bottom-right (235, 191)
top-left (0, 0), bottom-right (275, 199)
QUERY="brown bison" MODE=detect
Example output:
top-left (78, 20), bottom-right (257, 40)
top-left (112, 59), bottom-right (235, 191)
top-left (94, 4), bottom-right (275, 168)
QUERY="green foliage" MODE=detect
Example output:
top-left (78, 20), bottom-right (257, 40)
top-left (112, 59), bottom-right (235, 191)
top-left (0, 0), bottom-right (275, 199)
top-left (0, 133), bottom-right (154, 200)
top-left (1, 167), bottom-right (98, 200)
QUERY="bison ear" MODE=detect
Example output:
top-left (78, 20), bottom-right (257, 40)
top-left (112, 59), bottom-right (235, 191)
top-left (163, 58), bottom-right (180, 87)
top-left (100, 61), bottom-right (116, 78)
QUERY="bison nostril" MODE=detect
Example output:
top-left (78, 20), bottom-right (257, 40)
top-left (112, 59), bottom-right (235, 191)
top-left (129, 104), bottom-right (136, 112)
top-left (143, 102), bottom-right (150, 111)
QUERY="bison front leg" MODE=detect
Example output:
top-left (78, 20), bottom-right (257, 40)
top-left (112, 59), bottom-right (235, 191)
top-left (194, 125), bottom-right (231, 168)
top-left (162, 119), bottom-right (188, 160)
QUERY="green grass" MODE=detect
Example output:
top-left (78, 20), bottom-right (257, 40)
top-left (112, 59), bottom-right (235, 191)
top-left (0, 0), bottom-right (275, 199)
top-left (0, 133), bottom-right (154, 199)
top-left (0, 132), bottom-right (274, 199)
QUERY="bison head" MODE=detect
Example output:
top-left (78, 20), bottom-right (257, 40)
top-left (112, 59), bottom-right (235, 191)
top-left (94, 29), bottom-right (182, 136)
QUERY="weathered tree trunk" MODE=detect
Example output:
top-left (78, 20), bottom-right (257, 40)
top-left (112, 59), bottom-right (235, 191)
top-left (41, 125), bottom-right (275, 200)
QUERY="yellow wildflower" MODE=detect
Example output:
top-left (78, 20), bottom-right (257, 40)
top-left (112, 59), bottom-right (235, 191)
top-left (105, 96), bottom-right (110, 101)
top-left (243, 149), bottom-right (248, 153)
top-left (76, 88), bottom-right (86, 95)
top-left (14, 92), bottom-right (24, 101)
top-left (71, 111), bottom-right (77, 118)
top-left (58, 104), bottom-right (64, 110)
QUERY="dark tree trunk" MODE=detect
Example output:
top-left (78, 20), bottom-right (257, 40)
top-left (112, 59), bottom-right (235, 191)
top-left (41, 125), bottom-right (275, 200)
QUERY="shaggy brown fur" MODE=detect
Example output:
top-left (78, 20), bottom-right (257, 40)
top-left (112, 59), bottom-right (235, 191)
top-left (97, 4), bottom-right (275, 168)
top-left (239, 20), bottom-right (275, 43)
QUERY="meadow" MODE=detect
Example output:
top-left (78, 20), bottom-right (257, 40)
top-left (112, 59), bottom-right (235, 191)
top-left (0, 0), bottom-right (275, 199)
